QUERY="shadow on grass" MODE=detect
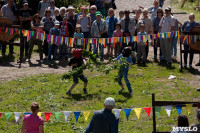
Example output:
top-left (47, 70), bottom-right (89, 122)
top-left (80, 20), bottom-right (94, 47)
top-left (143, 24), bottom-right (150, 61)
top-left (118, 92), bottom-right (132, 99)
top-left (64, 93), bottom-right (99, 101)
top-left (179, 67), bottom-right (200, 75)
top-left (0, 54), bottom-right (15, 66)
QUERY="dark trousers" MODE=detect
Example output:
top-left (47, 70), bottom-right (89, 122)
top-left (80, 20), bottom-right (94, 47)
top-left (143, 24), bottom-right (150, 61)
top-left (43, 39), bottom-right (49, 57)
top-left (184, 44), bottom-right (194, 66)
top-left (28, 37), bottom-right (43, 60)
top-left (145, 41), bottom-right (149, 59)
top-left (154, 38), bottom-right (162, 58)
top-left (2, 39), bottom-right (14, 55)
top-left (22, 36), bottom-right (29, 58)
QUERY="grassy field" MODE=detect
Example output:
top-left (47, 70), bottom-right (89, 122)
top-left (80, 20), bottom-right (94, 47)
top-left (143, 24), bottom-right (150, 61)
top-left (0, 61), bottom-right (199, 133)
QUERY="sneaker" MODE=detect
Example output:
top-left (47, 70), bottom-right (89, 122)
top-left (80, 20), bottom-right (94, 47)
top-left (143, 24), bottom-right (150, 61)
top-left (129, 91), bottom-right (133, 96)
top-left (83, 88), bottom-right (88, 94)
top-left (152, 55), bottom-right (157, 60)
top-left (66, 91), bottom-right (72, 95)
top-left (197, 88), bottom-right (200, 92)
top-left (189, 65), bottom-right (193, 69)
top-left (26, 59), bottom-right (30, 62)
top-left (118, 88), bottom-right (124, 93)
top-left (184, 64), bottom-right (187, 68)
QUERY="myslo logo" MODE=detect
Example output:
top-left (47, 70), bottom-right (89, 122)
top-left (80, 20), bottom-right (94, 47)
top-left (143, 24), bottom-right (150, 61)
top-left (172, 127), bottom-right (198, 132)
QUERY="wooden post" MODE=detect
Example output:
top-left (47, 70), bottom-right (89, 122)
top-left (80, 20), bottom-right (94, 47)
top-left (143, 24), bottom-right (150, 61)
top-left (180, 35), bottom-right (183, 71)
top-left (152, 93), bottom-right (156, 133)
top-left (181, 0), bottom-right (187, 8)
top-left (19, 23), bottom-right (23, 66)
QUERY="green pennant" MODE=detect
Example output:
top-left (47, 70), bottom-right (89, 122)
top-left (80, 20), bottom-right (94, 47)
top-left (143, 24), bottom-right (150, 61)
top-left (55, 112), bottom-right (61, 122)
top-left (32, 31), bottom-right (35, 37)
top-left (18, 29), bottom-right (21, 34)
top-left (155, 106), bottom-right (162, 117)
top-left (5, 112), bottom-right (12, 122)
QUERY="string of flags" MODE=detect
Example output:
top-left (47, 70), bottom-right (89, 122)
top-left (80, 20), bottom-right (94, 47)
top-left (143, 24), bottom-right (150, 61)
top-left (0, 103), bottom-right (199, 123)
top-left (1, 27), bottom-right (200, 50)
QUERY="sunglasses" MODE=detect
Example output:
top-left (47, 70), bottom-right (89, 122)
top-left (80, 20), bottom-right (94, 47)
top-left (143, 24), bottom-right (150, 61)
top-left (90, 8), bottom-right (96, 10)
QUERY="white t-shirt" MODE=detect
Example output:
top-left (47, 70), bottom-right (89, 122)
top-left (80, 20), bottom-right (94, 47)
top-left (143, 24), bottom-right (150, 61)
top-left (159, 15), bottom-right (175, 33)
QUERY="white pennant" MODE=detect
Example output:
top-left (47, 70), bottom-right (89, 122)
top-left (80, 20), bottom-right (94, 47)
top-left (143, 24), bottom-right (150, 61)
top-left (113, 109), bottom-right (121, 119)
top-left (111, 37), bottom-right (114, 43)
top-left (64, 111), bottom-right (71, 122)
top-left (14, 112), bottom-right (21, 122)
top-left (164, 105), bottom-right (172, 117)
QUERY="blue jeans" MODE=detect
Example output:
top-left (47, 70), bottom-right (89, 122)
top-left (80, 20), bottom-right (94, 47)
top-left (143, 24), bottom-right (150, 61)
top-left (93, 43), bottom-right (104, 60)
top-left (118, 67), bottom-right (132, 93)
top-left (171, 36), bottom-right (178, 57)
top-left (59, 43), bottom-right (68, 58)
top-left (48, 44), bottom-right (58, 61)
top-left (184, 44), bottom-right (194, 66)
top-left (159, 0), bottom-right (164, 7)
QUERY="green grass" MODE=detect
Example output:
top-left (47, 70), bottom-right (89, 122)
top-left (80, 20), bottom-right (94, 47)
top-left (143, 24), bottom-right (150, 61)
top-left (0, 62), bottom-right (199, 133)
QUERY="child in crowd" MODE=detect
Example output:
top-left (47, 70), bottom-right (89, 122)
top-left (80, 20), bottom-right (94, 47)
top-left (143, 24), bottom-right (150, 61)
top-left (74, 24), bottom-right (84, 49)
top-left (113, 23), bottom-right (123, 57)
top-left (21, 102), bottom-right (44, 133)
top-left (66, 49), bottom-right (88, 95)
top-left (137, 24), bottom-right (147, 65)
top-left (59, 15), bottom-right (74, 60)
top-left (47, 21), bottom-right (61, 64)
top-left (53, 8), bottom-right (59, 18)
top-left (115, 47), bottom-right (133, 96)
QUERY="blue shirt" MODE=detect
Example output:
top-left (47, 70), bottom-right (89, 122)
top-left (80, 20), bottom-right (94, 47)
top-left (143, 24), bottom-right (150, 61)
top-left (182, 21), bottom-right (200, 32)
top-left (153, 17), bottom-right (161, 32)
top-left (148, 6), bottom-right (160, 21)
top-left (74, 32), bottom-right (84, 46)
top-left (49, 27), bottom-right (61, 36)
top-left (105, 16), bottom-right (118, 37)
top-left (115, 54), bottom-right (133, 71)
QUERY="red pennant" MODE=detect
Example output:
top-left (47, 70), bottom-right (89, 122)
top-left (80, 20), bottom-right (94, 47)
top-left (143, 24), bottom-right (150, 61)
top-left (144, 107), bottom-right (151, 118)
top-left (0, 113), bottom-right (2, 118)
top-left (44, 112), bottom-right (52, 123)
top-left (109, 38), bottom-right (111, 43)
top-left (198, 103), bottom-right (200, 109)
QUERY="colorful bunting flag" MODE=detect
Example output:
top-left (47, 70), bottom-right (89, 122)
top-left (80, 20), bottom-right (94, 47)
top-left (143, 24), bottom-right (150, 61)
top-left (175, 105), bottom-right (183, 115)
top-left (0, 113), bottom-right (2, 118)
top-left (83, 111), bottom-right (90, 121)
top-left (74, 111), bottom-right (81, 122)
top-left (134, 108), bottom-right (142, 119)
top-left (55, 112), bottom-right (61, 122)
top-left (14, 112), bottom-right (21, 122)
top-left (64, 111), bottom-right (71, 122)
top-left (44, 112), bottom-right (52, 123)
top-left (124, 109), bottom-right (131, 120)
top-left (24, 112), bottom-right (31, 115)
top-left (165, 105), bottom-right (172, 117)
top-left (5, 112), bottom-right (12, 122)
top-left (144, 107), bottom-right (151, 118)
top-left (37, 112), bottom-right (42, 117)
top-left (186, 104), bottom-right (193, 115)
top-left (155, 106), bottom-right (162, 117)
top-left (113, 109), bottom-right (121, 119)
top-left (198, 103), bottom-right (200, 109)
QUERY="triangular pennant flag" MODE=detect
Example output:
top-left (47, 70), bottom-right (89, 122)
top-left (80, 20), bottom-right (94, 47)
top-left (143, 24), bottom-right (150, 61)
top-left (0, 113), bottom-right (2, 118)
top-left (5, 112), bottom-right (12, 122)
top-left (144, 107), bottom-right (151, 118)
top-left (37, 112), bottom-right (42, 117)
top-left (165, 105), bottom-right (172, 117)
top-left (83, 111), bottom-right (90, 121)
top-left (186, 104), bottom-right (193, 115)
top-left (113, 109), bottom-right (121, 119)
top-left (155, 106), bottom-right (162, 117)
top-left (64, 111), bottom-right (71, 122)
top-left (124, 109), bottom-right (131, 120)
top-left (198, 103), bottom-right (200, 109)
top-left (134, 108), bottom-right (142, 119)
top-left (14, 112), bottom-right (21, 122)
top-left (175, 105), bottom-right (183, 115)
top-left (44, 112), bottom-right (52, 123)
top-left (55, 112), bottom-right (61, 122)
top-left (74, 111), bottom-right (81, 122)
top-left (24, 112), bottom-right (31, 115)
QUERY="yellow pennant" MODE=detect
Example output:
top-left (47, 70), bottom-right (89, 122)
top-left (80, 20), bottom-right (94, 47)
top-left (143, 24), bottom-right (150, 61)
top-left (83, 111), bottom-right (90, 121)
top-left (178, 31), bottom-right (180, 39)
top-left (43, 33), bottom-right (45, 42)
top-left (148, 35), bottom-right (151, 42)
top-left (162, 33), bottom-right (164, 38)
top-left (134, 108), bottom-right (142, 119)
top-left (186, 104), bottom-right (193, 115)
top-left (168, 32), bottom-right (171, 38)
top-left (124, 37), bottom-right (126, 43)
top-left (51, 35), bottom-right (54, 44)
top-left (99, 38), bottom-right (101, 44)
top-left (37, 112), bottom-right (42, 117)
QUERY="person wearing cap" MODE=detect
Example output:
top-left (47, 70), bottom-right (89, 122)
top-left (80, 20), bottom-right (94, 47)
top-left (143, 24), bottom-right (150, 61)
top-left (66, 5), bottom-right (78, 30)
top-left (41, 9), bottom-right (56, 58)
top-left (120, 10), bottom-right (136, 36)
top-left (96, 0), bottom-right (106, 18)
top-left (77, 6), bottom-right (91, 38)
top-left (91, 11), bottom-right (108, 61)
top-left (159, 6), bottom-right (175, 66)
top-left (56, 7), bottom-right (66, 22)
top-left (46, 21), bottom-right (61, 64)
top-left (85, 97), bottom-right (118, 133)
top-left (47, 0), bottom-right (59, 17)
top-left (19, 0), bottom-right (33, 61)
top-left (37, 0), bottom-right (49, 17)
top-left (190, 109), bottom-right (200, 132)
top-left (59, 15), bottom-right (74, 60)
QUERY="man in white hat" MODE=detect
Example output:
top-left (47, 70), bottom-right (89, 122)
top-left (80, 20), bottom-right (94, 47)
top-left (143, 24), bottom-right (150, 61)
top-left (66, 5), bottom-right (77, 28)
top-left (85, 97), bottom-right (118, 133)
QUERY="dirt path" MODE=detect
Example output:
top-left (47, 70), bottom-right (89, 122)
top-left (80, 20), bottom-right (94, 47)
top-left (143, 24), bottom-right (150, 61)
top-left (0, 0), bottom-right (199, 86)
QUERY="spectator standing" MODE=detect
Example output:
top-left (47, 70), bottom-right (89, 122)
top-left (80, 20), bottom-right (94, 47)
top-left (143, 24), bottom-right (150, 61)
top-left (96, 0), bottom-right (106, 18)
top-left (171, 115), bottom-right (190, 133)
top-left (47, 0), bottom-right (59, 17)
top-left (1, 0), bottom-right (17, 56)
top-left (105, 8), bottom-right (118, 57)
top-left (88, 5), bottom-right (97, 26)
top-left (159, 0), bottom-right (165, 8)
top-left (181, 13), bottom-right (200, 68)
top-left (56, 7), bottom-right (67, 22)
top-left (19, 1), bottom-right (33, 61)
top-left (190, 109), bottom-right (200, 133)
top-left (85, 97), bottom-right (118, 133)
top-left (77, 6), bottom-right (91, 38)
top-left (91, 11), bottom-right (108, 61)
top-left (27, 14), bottom-right (44, 63)
top-left (113, 23), bottom-right (123, 57)
top-left (105, 0), bottom-right (113, 16)
top-left (41, 9), bottom-right (56, 58)
top-left (159, 6), bottom-right (175, 66)
top-left (66, 5), bottom-right (77, 31)
top-left (59, 15), bottom-right (74, 60)
top-left (152, 8), bottom-right (163, 60)
top-left (118, 11), bottom-right (124, 22)
top-left (74, 24), bottom-right (84, 48)
top-left (21, 102), bottom-right (44, 133)
top-left (37, 0), bottom-right (49, 17)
